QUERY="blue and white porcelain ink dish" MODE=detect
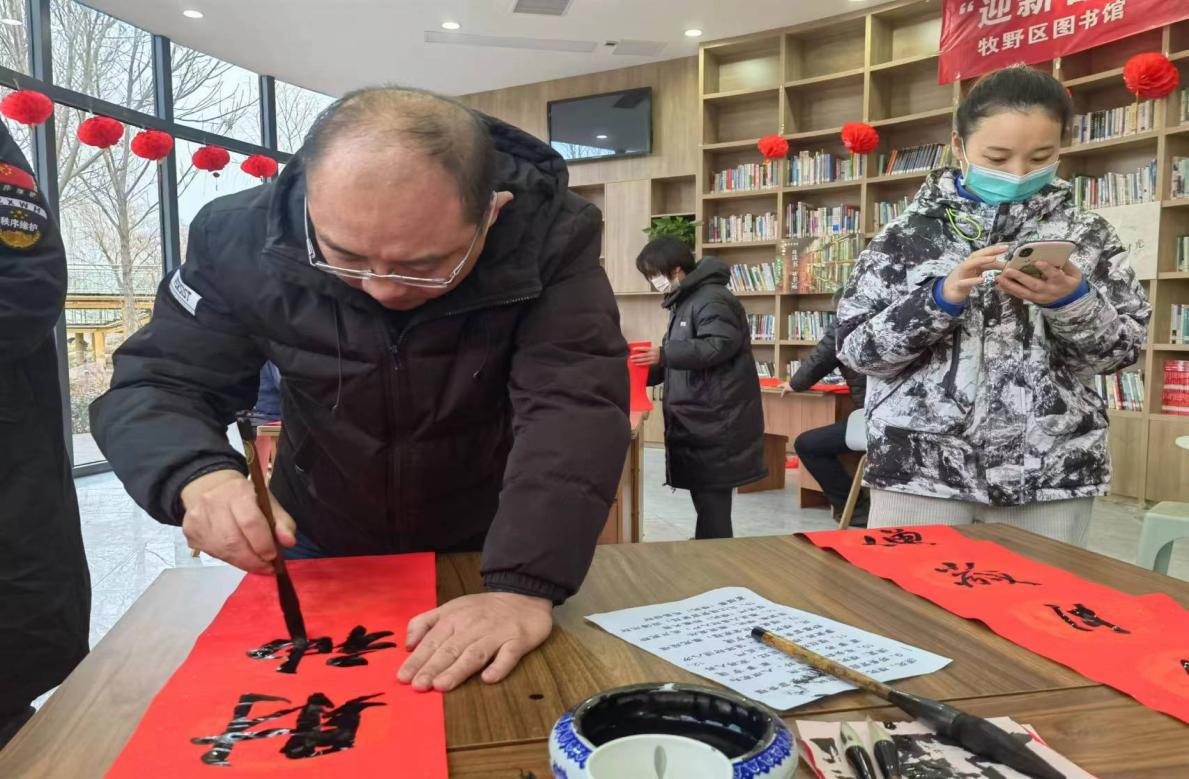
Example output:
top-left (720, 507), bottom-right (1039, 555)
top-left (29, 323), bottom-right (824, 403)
top-left (549, 683), bottom-right (796, 779)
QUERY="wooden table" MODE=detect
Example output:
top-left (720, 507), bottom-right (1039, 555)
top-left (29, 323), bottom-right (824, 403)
top-left (596, 410), bottom-right (645, 545)
top-left (1, 525), bottom-right (1184, 778)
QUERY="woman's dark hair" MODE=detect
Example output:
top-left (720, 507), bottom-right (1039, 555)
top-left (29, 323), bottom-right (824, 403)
top-left (955, 65), bottom-right (1074, 140)
top-left (636, 236), bottom-right (697, 278)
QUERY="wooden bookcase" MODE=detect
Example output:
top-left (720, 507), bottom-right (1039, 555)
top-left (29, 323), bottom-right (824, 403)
top-left (688, 0), bottom-right (1189, 504)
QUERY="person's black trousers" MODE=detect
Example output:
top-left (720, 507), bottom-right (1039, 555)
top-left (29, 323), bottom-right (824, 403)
top-left (794, 421), bottom-right (855, 511)
top-left (689, 488), bottom-right (733, 539)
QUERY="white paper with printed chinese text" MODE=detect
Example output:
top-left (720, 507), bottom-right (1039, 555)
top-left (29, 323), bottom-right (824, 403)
top-left (586, 587), bottom-right (952, 711)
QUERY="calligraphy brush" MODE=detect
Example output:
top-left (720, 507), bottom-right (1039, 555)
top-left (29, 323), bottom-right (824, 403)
top-left (236, 415), bottom-right (307, 642)
top-left (751, 627), bottom-right (1063, 779)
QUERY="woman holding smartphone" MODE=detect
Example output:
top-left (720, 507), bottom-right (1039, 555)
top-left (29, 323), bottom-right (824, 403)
top-left (836, 65), bottom-right (1150, 544)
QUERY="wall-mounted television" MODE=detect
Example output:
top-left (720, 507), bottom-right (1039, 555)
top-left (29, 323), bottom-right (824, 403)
top-left (547, 87), bottom-right (652, 163)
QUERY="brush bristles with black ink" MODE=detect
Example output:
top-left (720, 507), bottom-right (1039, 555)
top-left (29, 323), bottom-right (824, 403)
top-left (237, 414), bottom-right (307, 642)
top-left (751, 626), bottom-right (1064, 779)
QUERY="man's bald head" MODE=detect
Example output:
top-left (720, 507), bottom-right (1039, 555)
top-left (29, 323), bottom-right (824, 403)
top-left (303, 86), bottom-right (496, 225)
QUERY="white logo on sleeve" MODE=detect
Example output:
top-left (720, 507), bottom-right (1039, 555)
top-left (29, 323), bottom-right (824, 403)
top-left (169, 269), bottom-right (202, 316)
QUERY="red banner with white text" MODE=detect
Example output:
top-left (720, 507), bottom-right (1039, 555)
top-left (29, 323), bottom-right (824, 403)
top-left (939, 0), bottom-right (1189, 83)
top-left (801, 525), bottom-right (1189, 723)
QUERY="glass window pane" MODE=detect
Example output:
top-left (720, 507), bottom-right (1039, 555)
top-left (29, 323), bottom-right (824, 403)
top-left (51, 1), bottom-right (154, 110)
top-left (56, 105), bottom-right (163, 465)
top-left (176, 138), bottom-right (264, 260)
top-left (172, 44), bottom-right (261, 144)
top-left (0, 0), bottom-right (28, 74)
top-left (275, 81), bottom-right (335, 153)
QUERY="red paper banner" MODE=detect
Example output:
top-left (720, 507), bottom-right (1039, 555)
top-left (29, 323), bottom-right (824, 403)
top-left (107, 554), bottom-right (446, 777)
top-left (802, 525), bottom-right (1189, 723)
top-left (939, 0), bottom-right (1189, 83)
top-left (628, 341), bottom-right (655, 412)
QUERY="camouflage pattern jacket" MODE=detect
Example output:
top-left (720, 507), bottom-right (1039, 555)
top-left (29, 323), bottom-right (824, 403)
top-left (837, 168), bottom-right (1150, 506)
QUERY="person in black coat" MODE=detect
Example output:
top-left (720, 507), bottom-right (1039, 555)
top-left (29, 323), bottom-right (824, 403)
top-left (783, 302), bottom-right (868, 524)
top-left (0, 123), bottom-right (90, 747)
top-left (629, 238), bottom-right (765, 538)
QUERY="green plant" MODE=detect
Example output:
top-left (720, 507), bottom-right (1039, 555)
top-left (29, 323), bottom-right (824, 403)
top-left (644, 215), bottom-right (699, 248)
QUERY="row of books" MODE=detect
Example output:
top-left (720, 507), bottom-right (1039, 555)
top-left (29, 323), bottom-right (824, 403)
top-left (706, 212), bottom-right (779, 243)
top-left (874, 197), bottom-right (911, 229)
top-left (1177, 234), bottom-right (1189, 273)
top-left (711, 160), bottom-right (780, 192)
top-left (784, 360), bottom-right (842, 383)
top-left (787, 233), bottom-right (865, 294)
top-left (1070, 100), bottom-right (1155, 145)
top-left (1171, 304), bottom-right (1189, 344)
top-left (1070, 161), bottom-right (1157, 210)
top-left (747, 314), bottom-right (777, 342)
top-left (787, 311), bottom-right (836, 342)
top-left (786, 151), bottom-right (864, 187)
top-left (756, 361), bottom-right (777, 378)
top-left (1094, 371), bottom-right (1144, 412)
top-left (1180, 88), bottom-right (1189, 126)
top-left (876, 144), bottom-right (951, 176)
top-left (1173, 157), bottom-right (1189, 200)
top-left (727, 262), bottom-right (781, 293)
top-left (1162, 360), bottom-right (1189, 417)
top-left (785, 203), bottom-right (861, 238)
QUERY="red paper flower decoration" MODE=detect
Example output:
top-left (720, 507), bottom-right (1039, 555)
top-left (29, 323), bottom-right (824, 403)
top-left (1122, 52), bottom-right (1179, 100)
top-left (130, 129), bottom-right (173, 162)
top-left (240, 153), bottom-right (278, 179)
top-left (77, 116), bottom-right (125, 148)
top-left (192, 145), bottom-right (230, 177)
top-left (841, 122), bottom-right (879, 154)
top-left (1, 90), bottom-right (53, 126)
top-left (757, 134), bottom-right (789, 160)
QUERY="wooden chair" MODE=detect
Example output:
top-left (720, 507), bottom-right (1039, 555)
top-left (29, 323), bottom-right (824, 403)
top-left (837, 409), bottom-right (867, 529)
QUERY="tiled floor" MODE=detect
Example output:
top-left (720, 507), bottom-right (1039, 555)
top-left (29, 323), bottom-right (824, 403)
top-left (66, 446), bottom-right (1187, 655)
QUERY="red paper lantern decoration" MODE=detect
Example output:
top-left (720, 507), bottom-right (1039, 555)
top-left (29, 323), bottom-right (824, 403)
top-left (130, 129), bottom-right (173, 162)
top-left (192, 144), bottom-right (230, 177)
top-left (240, 153), bottom-right (278, 180)
top-left (841, 122), bottom-right (879, 154)
top-left (1, 90), bottom-right (53, 126)
top-left (1122, 52), bottom-right (1179, 100)
top-left (757, 134), bottom-right (789, 160)
top-left (77, 116), bottom-right (125, 149)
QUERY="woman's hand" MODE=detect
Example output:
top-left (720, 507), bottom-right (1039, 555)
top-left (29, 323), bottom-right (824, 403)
top-left (780, 381), bottom-right (795, 397)
top-left (997, 259), bottom-right (1083, 306)
top-left (941, 244), bottom-right (1009, 305)
top-left (629, 344), bottom-right (661, 366)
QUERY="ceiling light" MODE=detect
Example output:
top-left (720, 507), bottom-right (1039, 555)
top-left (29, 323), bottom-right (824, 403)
top-left (182, 9), bottom-right (204, 19)
top-left (595, 134), bottom-right (608, 140)
top-left (441, 21), bottom-right (461, 30)
top-left (684, 29), bottom-right (703, 38)
top-left (0, 18), bottom-right (21, 26)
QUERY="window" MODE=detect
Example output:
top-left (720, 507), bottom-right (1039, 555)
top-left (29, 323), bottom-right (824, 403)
top-left (56, 104), bottom-right (162, 465)
top-left (176, 138), bottom-right (265, 260)
top-left (51, 1), bottom-right (154, 110)
top-left (275, 80), bottom-right (335, 153)
top-left (0, 0), bottom-right (27, 74)
top-left (171, 44), bottom-right (261, 144)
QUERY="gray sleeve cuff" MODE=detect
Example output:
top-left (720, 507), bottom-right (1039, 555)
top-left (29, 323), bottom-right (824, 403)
top-left (484, 571), bottom-right (568, 606)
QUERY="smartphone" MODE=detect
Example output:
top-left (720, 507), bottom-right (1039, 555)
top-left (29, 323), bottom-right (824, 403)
top-left (1004, 240), bottom-right (1077, 279)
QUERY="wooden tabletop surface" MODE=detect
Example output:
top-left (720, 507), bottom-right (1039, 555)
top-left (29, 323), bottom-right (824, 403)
top-left (1, 524), bottom-right (1184, 777)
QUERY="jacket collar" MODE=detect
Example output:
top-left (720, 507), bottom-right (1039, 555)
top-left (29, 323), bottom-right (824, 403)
top-left (261, 113), bottom-right (565, 320)
top-left (663, 256), bottom-right (730, 308)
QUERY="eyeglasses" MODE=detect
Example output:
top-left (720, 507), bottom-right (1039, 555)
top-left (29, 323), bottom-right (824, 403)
top-left (304, 193), bottom-right (495, 289)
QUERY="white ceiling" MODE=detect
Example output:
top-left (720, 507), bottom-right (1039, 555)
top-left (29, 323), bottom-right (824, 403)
top-left (85, 0), bottom-right (871, 97)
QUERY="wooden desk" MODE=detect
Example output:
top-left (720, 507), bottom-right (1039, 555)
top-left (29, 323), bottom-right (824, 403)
top-left (759, 389), bottom-right (855, 507)
top-left (2, 526), bottom-right (1184, 778)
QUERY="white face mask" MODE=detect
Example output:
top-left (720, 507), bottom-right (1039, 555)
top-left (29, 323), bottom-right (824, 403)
top-left (650, 275), bottom-right (673, 293)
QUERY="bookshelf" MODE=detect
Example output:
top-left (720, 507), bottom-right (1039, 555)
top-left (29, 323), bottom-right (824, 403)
top-left (688, 0), bottom-right (1189, 504)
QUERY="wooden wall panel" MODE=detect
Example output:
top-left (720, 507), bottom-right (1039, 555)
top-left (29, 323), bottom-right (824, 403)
top-left (459, 57), bottom-right (698, 187)
top-left (603, 180), bottom-right (652, 293)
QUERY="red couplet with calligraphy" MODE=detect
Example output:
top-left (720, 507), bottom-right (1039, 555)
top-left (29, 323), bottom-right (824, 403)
top-left (801, 525), bottom-right (1189, 723)
top-left (939, 0), bottom-right (1189, 83)
top-left (106, 554), bottom-right (446, 777)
